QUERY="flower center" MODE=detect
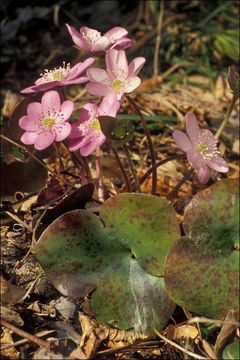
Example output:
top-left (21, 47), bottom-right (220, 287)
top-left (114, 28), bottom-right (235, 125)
top-left (196, 143), bottom-right (208, 155)
top-left (113, 79), bottom-right (123, 91)
top-left (91, 119), bottom-right (101, 131)
top-left (39, 62), bottom-right (70, 83)
top-left (42, 117), bottom-right (55, 127)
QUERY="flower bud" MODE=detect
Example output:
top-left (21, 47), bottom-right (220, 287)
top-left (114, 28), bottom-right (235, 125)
top-left (228, 66), bottom-right (239, 98)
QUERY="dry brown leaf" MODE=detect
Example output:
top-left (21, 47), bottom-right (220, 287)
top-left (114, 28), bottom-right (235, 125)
top-left (167, 324), bottom-right (199, 341)
top-left (214, 309), bottom-right (239, 359)
top-left (0, 306), bottom-right (24, 327)
top-left (71, 313), bottom-right (150, 359)
top-left (0, 275), bottom-right (25, 305)
top-left (0, 328), bottom-right (20, 359)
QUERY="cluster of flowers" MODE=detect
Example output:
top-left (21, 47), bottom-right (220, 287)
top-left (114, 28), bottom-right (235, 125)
top-left (19, 24), bottom-right (228, 183)
top-left (19, 25), bottom-right (145, 156)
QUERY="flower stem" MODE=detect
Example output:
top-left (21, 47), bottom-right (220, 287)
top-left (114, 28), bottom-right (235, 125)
top-left (95, 147), bottom-right (104, 202)
top-left (139, 154), bottom-right (184, 187)
top-left (125, 94), bottom-right (157, 195)
top-left (215, 95), bottom-right (238, 139)
top-left (167, 168), bottom-right (194, 201)
top-left (111, 145), bottom-right (131, 192)
top-left (123, 144), bottom-right (141, 193)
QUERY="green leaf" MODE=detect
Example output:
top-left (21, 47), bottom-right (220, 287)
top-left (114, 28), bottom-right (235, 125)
top-left (165, 179), bottom-right (239, 319)
top-left (98, 116), bottom-right (134, 147)
top-left (34, 193), bottom-right (180, 334)
top-left (222, 341), bottom-right (240, 360)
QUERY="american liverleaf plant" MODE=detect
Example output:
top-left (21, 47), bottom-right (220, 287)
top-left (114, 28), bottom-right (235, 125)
top-left (34, 193), bottom-right (180, 334)
top-left (165, 178), bottom-right (239, 319)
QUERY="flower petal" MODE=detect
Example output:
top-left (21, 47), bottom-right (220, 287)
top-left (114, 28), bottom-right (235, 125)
top-left (80, 133), bottom-right (106, 156)
top-left (128, 57), bottom-right (146, 77)
top-left (68, 136), bottom-right (90, 152)
top-left (85, 82), bottom-right (110, 97)
top-left (111, 37), bottom-right (133, 50)
top-left (173, 130), bottom-right (192, 152)
top-left (99, 93), bottom-right (120, 117)
top-left (186, 113), bottom-right (200, 145)
top-left (21, 81), bottom-right (62, 94)
top-left (206, 156), bottom-right (229, 173)
top-left (55, 122), bottom-right (72, 141)
top-left (42, 91), bottom-right (61, 115)
top-left (26, 102), bottom-right (42, 121)
top-left (187, 151), bottom-right (206, 170)
top-left (124, 76), bottom-right (141, 93)
top-left (87, 68), bottom-right (108, 83)
top-left (197, 166), bottom-right (211, 184)
top-left (104, 27), bottom-right (128, 41)
top-left (19, 115), bottom-right (38, 131)
top-left (92, 36), bottom-right (111, 51)
top-left (106, 49), bottom-right (128, 78)
top-left (60, 100), bottom-right (74, 121)
top-left (66, 58), bottom-right (95, 81)
top-left (66, 24), bottom-right (88, 49)
top-left (21, 131), bottom-right (38, 145)
top-left (34, 132), bottom-right (55, 150)
top-left (79, 103), bottom-right (98, 122)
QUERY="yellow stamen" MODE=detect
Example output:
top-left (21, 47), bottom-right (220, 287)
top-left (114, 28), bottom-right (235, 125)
top-left (196, 143), bottom-right (208, 155)
top-left (92, 119), bottom-right (100, 131)
top-left (113, 79), bottom-right (123, 90)
top-left (42, 117), bottom-right (55, 127)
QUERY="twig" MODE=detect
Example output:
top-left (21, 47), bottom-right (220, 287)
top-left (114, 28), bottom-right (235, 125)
top-left (123, 145), bottom-right (141, 193)
top-left (21, 272), bottom-right (43, 301)
top-left (111, 145), bottom-right (131, 191)
top-left (153, 0), bottom-right (164, 76)
top-left (126, 94), bottom-right (157, 195)
top-left (1, 135), bottom-right (75, 189)
top-left (154, 329), bottom-right (208, 360)
top-left (167, 168), bottom-right (194, 201)
top-left (4, 211), bottom-right (32, 231)
top-left (0, 319), bottom-right (50, 349)
top-left (139, 154), bottom-right (184, 187)
top-left (0, 330), bottom-right (55, 350)
top-left (95, 147), bottom-right (104, 202)
top-left (188, 317), bottom-right (240, 327)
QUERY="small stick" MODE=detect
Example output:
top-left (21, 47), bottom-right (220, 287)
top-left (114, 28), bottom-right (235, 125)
top-left (111, 145), bottom-right (131, 191)
top-left (1, 135), bottom-right (75, 189)
top-left (0, 330), bottom-right (55, 350)
top-left (154, 329), bottom-right (208, 360)
top-left (188, 317), bottom-right (240, 327)
top-left (95, 147), bottom-right (104, 202)
top-left (4, 211), bottom-right (32, 231)
top-left (123, 145), bottom-right (141, 193)
top-left (0, 319), bottom-right (50, 349)
top-left (153, 0), bottom-right (164, 76)
top-left (126, 95), bottom-right (157, 195)
top-left (167, 168), bottom-right (194, 201)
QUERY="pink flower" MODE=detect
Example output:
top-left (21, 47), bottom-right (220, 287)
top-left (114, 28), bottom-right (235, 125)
top-left (19, 91), bottom-right (74, 150)
top-left (66, 24), bottom-right (133, 52)
top-left (68, 93), bottom-right (120, 156)
top-left (173, 113), bottom-right (229, 184)
top-left (21, 58), bottom-right (95, 94)
top-left (86, 49), bottom-right (145, 100)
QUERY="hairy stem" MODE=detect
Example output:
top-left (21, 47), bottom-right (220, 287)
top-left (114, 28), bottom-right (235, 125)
top-left (139, 154), bottom-right (184, 187)
top-left (123, 144), bottom-right (141, 193)
top-left (111, 145), bottom-right (131, 192)
top-left (167, 168), bottom-right (194, 201)
top-left (215, 95), bottom-right (238, 139)
top-left (125, 94), bottom-right (157, 195)
top-left (95, 147), bottom-right (104, 202)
